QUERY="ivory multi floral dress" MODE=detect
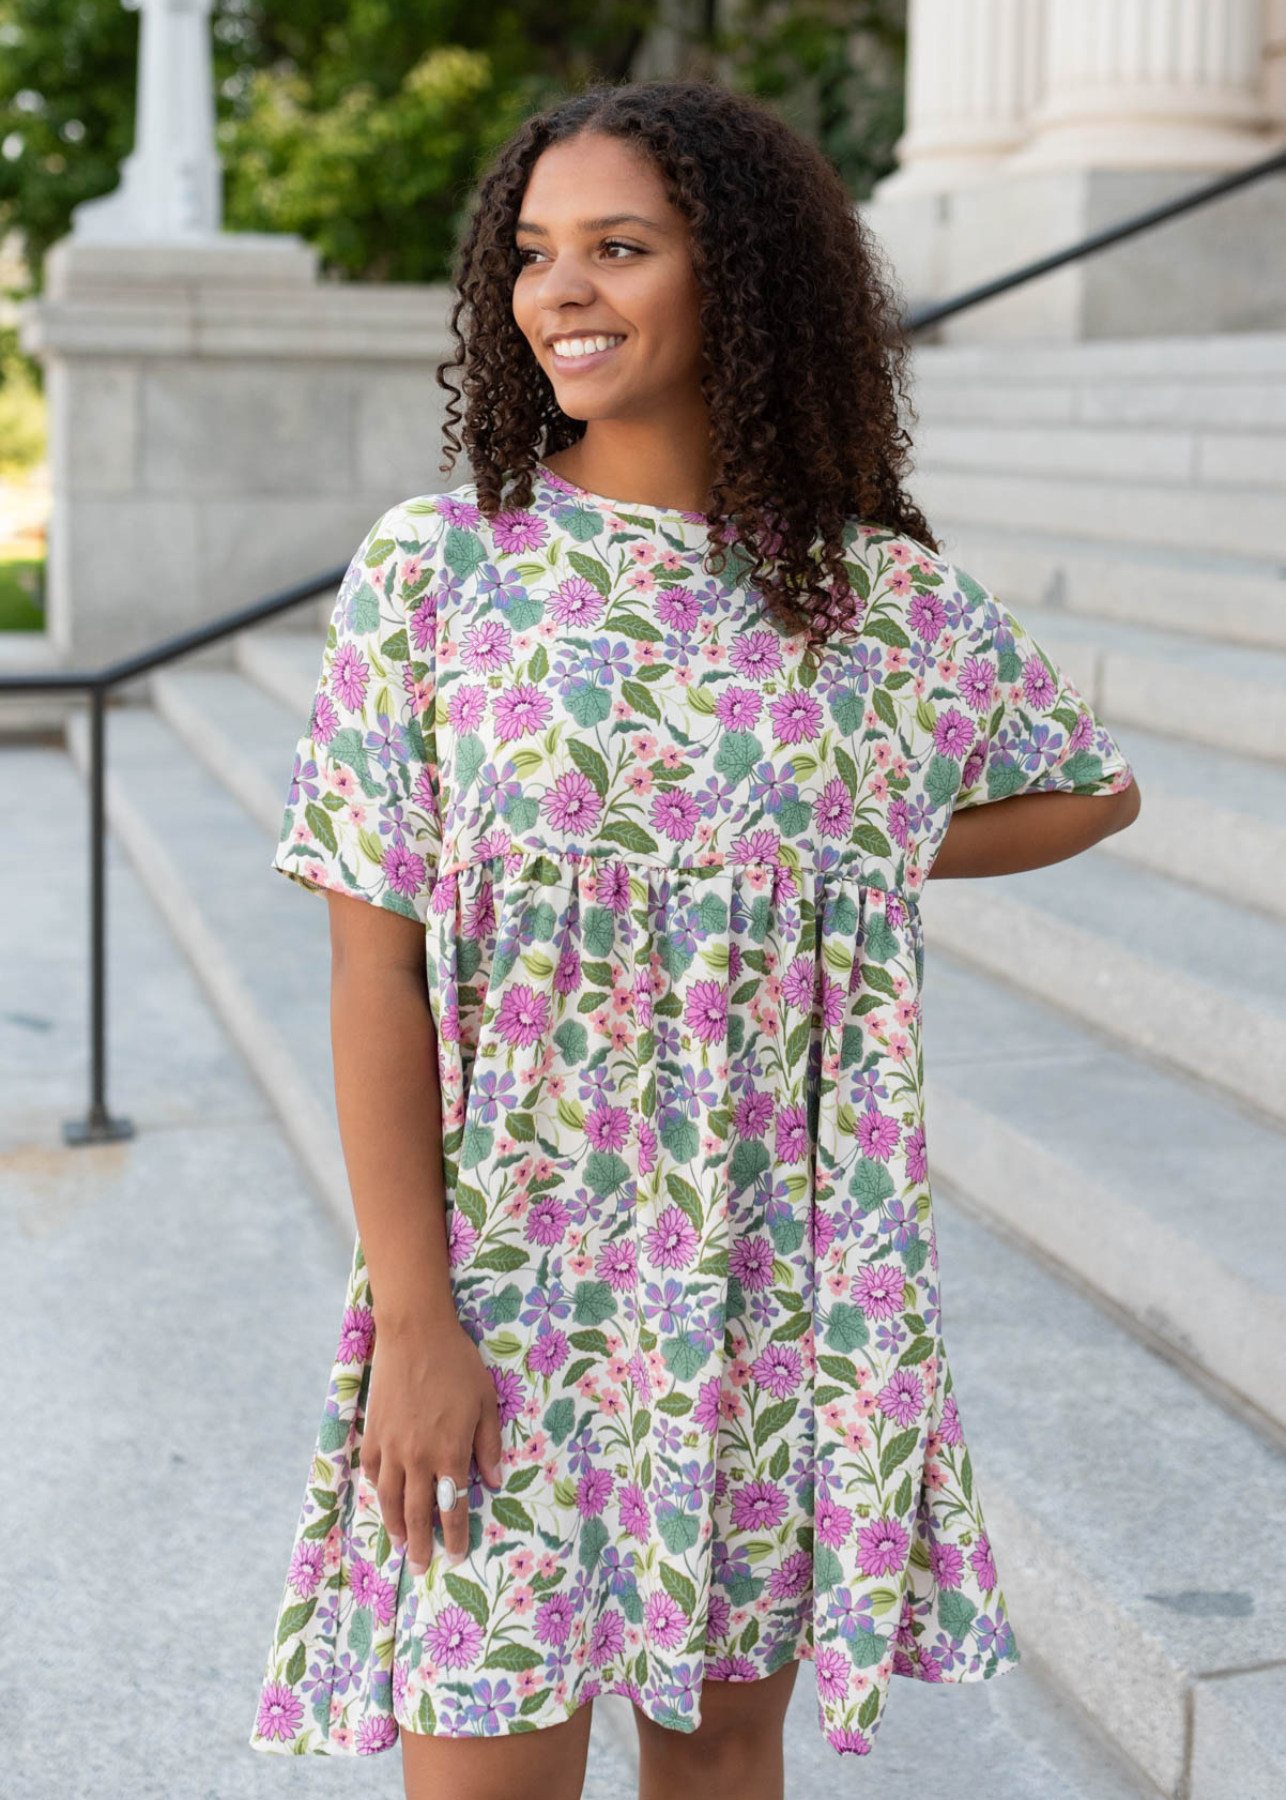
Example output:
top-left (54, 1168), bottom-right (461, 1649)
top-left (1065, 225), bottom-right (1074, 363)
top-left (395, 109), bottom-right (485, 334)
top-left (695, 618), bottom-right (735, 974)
top-left (249, 462), bottom-right (1134, 1761)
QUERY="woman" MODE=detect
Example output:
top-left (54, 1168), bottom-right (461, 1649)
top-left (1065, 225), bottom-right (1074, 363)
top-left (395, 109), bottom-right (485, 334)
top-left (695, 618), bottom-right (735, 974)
top-left (249, 77), bottom-right (1140, 1799)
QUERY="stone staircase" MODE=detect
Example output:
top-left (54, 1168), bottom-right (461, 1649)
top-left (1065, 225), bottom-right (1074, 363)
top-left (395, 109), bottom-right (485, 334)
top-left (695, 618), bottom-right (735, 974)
top-left (48, 331), bottom-right (1285, 1798)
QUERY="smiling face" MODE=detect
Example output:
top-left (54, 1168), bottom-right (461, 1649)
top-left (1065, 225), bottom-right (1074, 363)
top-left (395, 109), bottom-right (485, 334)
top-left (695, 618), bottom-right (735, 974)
top-left (512, 132), bottom-right (707, 426)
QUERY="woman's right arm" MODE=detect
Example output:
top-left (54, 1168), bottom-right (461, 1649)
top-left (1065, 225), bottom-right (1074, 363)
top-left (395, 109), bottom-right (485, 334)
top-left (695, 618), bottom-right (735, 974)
top-left (325, 889), bottom-right (503, 1575)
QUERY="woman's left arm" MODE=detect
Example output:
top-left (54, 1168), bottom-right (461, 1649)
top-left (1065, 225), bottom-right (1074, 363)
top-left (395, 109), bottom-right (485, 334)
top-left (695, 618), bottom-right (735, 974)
top-left (926, 781), bottom-right (1141, 881)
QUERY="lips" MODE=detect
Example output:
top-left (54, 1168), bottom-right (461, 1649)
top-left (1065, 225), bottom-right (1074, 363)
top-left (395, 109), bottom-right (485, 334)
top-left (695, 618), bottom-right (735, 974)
top-left (548, 337), bottom-right (625, 373)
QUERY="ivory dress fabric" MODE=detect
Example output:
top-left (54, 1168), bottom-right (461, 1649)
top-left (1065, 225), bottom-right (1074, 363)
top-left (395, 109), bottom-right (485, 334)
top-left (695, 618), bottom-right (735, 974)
top-left (249, 462), bottom-right (1134, 1760)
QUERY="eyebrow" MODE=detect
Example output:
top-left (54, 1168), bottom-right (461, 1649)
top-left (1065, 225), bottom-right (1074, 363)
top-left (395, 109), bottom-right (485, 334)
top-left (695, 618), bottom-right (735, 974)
top-left (514, 213), bottom-right (670, 236)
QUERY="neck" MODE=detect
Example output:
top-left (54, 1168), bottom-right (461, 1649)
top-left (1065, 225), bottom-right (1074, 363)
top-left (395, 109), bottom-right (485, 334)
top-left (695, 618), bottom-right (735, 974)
top-left (545, 419), bottom-right (716, 515)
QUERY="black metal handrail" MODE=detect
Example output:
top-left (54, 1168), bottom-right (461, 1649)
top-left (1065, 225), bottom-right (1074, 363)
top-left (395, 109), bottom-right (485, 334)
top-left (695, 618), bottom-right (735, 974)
top-left (4, 139), bottom-right (1285, 1144)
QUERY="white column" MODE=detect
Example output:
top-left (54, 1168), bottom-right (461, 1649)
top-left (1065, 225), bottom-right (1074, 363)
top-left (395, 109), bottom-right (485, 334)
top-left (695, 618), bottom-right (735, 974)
top-left (872, 0), bottom-right (1045, 198)
top-left (1005, 0), bottom-right (1275, 171)
top-left (71, 0), bottom-right (222, 240)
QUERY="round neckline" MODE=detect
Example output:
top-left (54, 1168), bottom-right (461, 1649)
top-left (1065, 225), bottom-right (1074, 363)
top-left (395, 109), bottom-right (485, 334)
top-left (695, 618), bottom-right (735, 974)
top-left (534, 459), bottom-right (711, 526)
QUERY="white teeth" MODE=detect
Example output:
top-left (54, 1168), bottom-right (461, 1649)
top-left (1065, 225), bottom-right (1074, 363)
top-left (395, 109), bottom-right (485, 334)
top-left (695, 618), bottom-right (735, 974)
top-left (552, 335), bottom-right (624, 358)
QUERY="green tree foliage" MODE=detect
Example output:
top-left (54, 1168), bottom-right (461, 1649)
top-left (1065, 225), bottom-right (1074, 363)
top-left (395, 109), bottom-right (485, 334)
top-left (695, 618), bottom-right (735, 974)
top-left (0, 0), bottom-right (905, 287)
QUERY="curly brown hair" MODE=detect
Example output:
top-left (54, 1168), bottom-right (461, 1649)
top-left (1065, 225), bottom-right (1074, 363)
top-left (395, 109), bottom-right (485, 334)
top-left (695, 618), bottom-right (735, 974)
top-left (435, 77), bottom-right (939, 662)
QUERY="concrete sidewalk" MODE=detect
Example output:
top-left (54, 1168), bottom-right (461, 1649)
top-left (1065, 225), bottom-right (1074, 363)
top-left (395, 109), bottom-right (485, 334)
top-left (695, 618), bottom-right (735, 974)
top-left (3, 743), bottom-right (1148, 1799)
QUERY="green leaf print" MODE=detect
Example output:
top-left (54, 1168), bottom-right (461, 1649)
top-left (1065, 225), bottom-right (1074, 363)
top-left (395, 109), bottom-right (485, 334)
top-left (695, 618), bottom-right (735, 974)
top-left (660, 1564), bottom-right (697, 1619)
top-left (461, 1122), bottom-right (495, 1169)
top-left (824, 1303), bottom-right (870, 1352)
top-left (598, 818), bottom-right (661, 855)
top-left (493, 1497), bottom-right (534, 1532)
top-left (657, 1508), bottom-right (700, 1554)
top-left (445, 1573), bottom-right (489, 1624)
top-left (580, 1516), bottom-right (609, 1572)
top-left (858, 1687), bottom-right (881, 1729)
top-left (318, 1415), bottom-right (349, 1452)
top-left (572, 1279), bottom-right (618, 1324)
top-left (474, 1243), bottom-right (528, 1272)
top-left (753, 1399), bottom-right (797, 1448)
top-left (543, 1398), bottom-right (575, 1443)
top-left (603, 610), bottom-right (663, 641)
top-left (553, 1019), bottom-right (588, 1063)
top-left (849, 1629), bottom-right (888, 1668)
top-left (656, 1391), bottom-right (692, 1416)
top-left (938, 1590), bottom-right (978, 1643)
top-left (879, 1427), bottom-right (920, 1480)
top-left (665, 1174), bottom-right (703, 1229)
top-left (813, 1546), bottom-right (843, 1593)
top-left (567, 738), bottom-right (610, 795)
top-left (276, 1598), bottom-right (316, 1647)
top-left (485, 1641), bottom-right (545, 1671)
top-left (662, 1335), bottom-right (707, 1380)
top-left (582, 906), bottom-right (617, 957)
top-left (303, 801), bottom-right (338, 855)
top-left (444, 525), bottom-right (486, 579)
top-left (567, 550), bottom-right (610, 596)
top-left (924, 753), bottom-right (960, 811)
top-left (285, 1641), bottom-right (306, 1685)
top-left (713, 731), bottom-right (761, 787)
top-left (621, 677), bottom-right (662, 722)
top-left (380, 627), bottom-right (409, 662)
top-left (348, 1607), bottom-right (372, 1661)
top-left (897, 1335), bottom-right (934, 1366)
top-left (566, 682), bottom-right (614, 729)
top-left (729, 1137), bottom-right (770, 1194)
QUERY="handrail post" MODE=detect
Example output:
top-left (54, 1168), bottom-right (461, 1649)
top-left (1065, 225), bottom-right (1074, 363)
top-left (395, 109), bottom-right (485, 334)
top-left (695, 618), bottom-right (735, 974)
top-left (63, 683), bottom-right (134, 1145)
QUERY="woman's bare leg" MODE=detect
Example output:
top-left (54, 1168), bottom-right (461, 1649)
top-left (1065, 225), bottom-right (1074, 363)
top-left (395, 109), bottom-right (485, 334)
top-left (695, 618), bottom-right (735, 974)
top-left (400, 1699), bottom-right (594, 1800)
top-left (633, 1659), bottom-right (801, 1800)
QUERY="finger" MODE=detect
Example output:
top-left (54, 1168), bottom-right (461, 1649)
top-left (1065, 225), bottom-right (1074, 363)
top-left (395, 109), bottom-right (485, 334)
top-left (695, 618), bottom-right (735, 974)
top-left (436, 1460), bottom-right (472, 1565)
top-left (404, 1484), bottom-right (436, 1576)
top-left (474, 1395), bottom-right (504, 1489)
top-left (376, 1463), bottom-right (408, 1559)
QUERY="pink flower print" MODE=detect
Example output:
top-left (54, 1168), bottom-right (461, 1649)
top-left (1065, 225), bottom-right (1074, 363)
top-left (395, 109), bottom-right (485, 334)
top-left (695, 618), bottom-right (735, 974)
top-left (586, 1105), bottom-right (630, 1151)
top-left (815, 968), bottom-right (845, 1030)
top-left (447, 1208), bottom-right (478, 1267)
top-left (908, 591), bottom-right (947, 643)
top-left (814, 1646), bottom-right (850, 1703)
top-left (548, 576), bottom-right (605, 628)
top-left (490, 1364), bottom-right (527, 1425)
top-left (491, 508), bottom-right (548, 554)
top-left (650, 787), bottom-right (699, 843)
top-left (645, 1590), bottom-right (688, 1649)
top-left (535, 1592), bottom-right (575, 1645)
top-left (815, 1494), bottom-right (853, 1550)
top-left (525, 1191), bottom-right (570, 1246)
top-left (970, 1533), bottom-right (998, 1590)
top-left (774, 1102), bottom-right (808, 1163)
top-left (733, 1089), bottom-right (774, 1137)
top-left (728, 631), bottom-right (784, 681)
top-left (543, 770), bottom-right (603, 835)
top-left (462, 617), bottom-right (512, 672)
top-left (855, 1108), bottom-right (901, 1161)
top-left (619, 1484), bottom-right (650, 1539)
top-left (493, 682), bottom-right (553, 740)
top-left (424, 1602), bottom-right (485, 1669)
top-left (815, 777), bottom-right (853, 838)
top-left (288, 1539), bottom-right (324, 1598)
top-left (856, 1515), bottom-right (910, 1577)
top-left (449, 683), bottom-right (489, 732)
top-left (852, 1263), bottom-right (904, 1320)
top-left (409, 592), bottom-right (436, 654)
top-left (714, 685), bottom-right (762, 732)
top-left (730, 1479), bottom-right (788, 1531)
top-left (939, 1393), bottom-right (965, 1446)
top-left (729, 1234), bottom-right (774, 1292)
top-left (645, 1204), bottom-right (700, 1270)
top-left (693, 1372), bottom-right (722, 1432)
top-left (769, 690), bottom-right (822, 744)
top-left (876, 1366), bottom-right (924, 1427)
top-left (929, 1539), bottom-right (964, 1589)
top-left (256, 1682), bottom-right (304, 1742)
top-left (577, 1467), bottom-right (615, 1516)
top-left (768, 1551), bottom-right (812, 1599)
top-left (590, 1609), bottom-right (625, 1665)
top-left (494, 983), bottom-right (550, 1048)
top-left (310, 691), bottom-right (339, 745)
top-left (337, 1305), bottom-right (374, 1364)
top-left (1021, 649), bottom-right (1057, 710)
top-left (596, 1237), bottom-right (638, 1290)
top-left (958, 652), bottom-right (997, 713)
top-left (383, 842), bottom-right (427, 899)
top-left (355, 1714), bottom-right (399, 1755)
top-left (527, 1330), bottom-right (569, 1376)
top-left (684, 978), bottom-right (727, 1046)
top-left (781, 954), bottom-right (813, 1011)
top-left (439, 494), bottom-right (483, 529)
top-left (331, 642), bottom-right (369, 713)
top-left (655, 587), bottom-right (701, 632)
top-left (751, 1341), bottom-right (803, 1399)
top-left (933, 705), bottom-right (975, 761)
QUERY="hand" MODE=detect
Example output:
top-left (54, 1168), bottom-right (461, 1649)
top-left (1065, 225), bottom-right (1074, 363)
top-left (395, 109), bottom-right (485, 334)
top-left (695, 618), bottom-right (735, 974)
top-left (359, 1316), bottom-right (504, 1575)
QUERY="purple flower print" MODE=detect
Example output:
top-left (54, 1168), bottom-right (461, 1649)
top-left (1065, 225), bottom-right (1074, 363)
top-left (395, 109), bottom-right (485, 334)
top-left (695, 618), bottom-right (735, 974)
top-left (287, 751), bottom-right (321, 807)
top-left (543, 770), bottom-right (603, 835)
top-left (578, 1467), bottom-right (615, 1515)
top-left (526, 1191), bottom-right (570, 1245)
top-left (751, 1342), bottom-right (803, 1399)
top-left (958, 650), bottom-right (997, 713)
top-left (655, 587), bottom-right (702, 632)
top-left (851, 1263), bottom-right (904, 1320)
top-left (645, 1591), bottom-right (688, 1649)
top-left (856, 1515), bottom-right (910, 1577)
top-left (548, 575), bottom-right (605, 628)
top-left (939, 1393), bottom-right (964, 1445)
top-left (337, 1306), bottom-right (374, 1364)
top-left (684, 978), bottom-right (727, 1046)
top-left (494, 682), bottom-right (554, 740)
top-left (781, 955), bottom-right (813, 1011)
top-left (309, 691), bottom-right (339, 745)
top-left (382, 841), bottom-right (427, 899)
top-left (619, 1484), bottom-right (650, 1539)
top-left (256, 1682), bottom-right (304, 1742)
top-left (462, 617), bottom-right (513, 673)
top-left (494, 983), bottom-right (550, 1048)
top-left (768, 1551), bottom-right (812, 1599)
top-left (769, 690), bottom-right (823, 744)
top-left (586, 1105), bottom-right (631, 1151)
top-left (730, 1480), bottom-right (788, 1531)
top-left (447, 1208), bottom-right (478, 1267)
top-left (584, 637), bottom-right (630, 684)
top-left (827, 1726), bottom-right (872, 1756)
top-left (714, 685), bottom-right (762, 732)
top-left (408, 592), bottom-right (436, 654)
top-left (734, 1089), bottom-right (775, 1137)
top-left (815, 1494), bottom-right (854, 1549)
top-left (729, 1234), bottom-right (774, 1292)
top-left (1021, 650), bottom-right (1057, 710)
top-left (775, 1103), bottom-right (808, 1163)
top-left (879, 1195), bottom-right (920, 1251)
top-left (489, 1365), bottom-right (527, 1425)
top-left (535, 1593), bottom-right (575, 1645)
top-left (448, 683), bottom-right (488, 733)
top-left (815, 777), bottom-right (853, 838)
top-left (929, 1539), bottom-right (965, 1589)
top-left (908, 589), bottom-right (947, 643)
top-left (645, 1204), bottom-right (700, 1270)
top-left (651, 788), bottom-right (700, 843)
top-left (855, 1108), bottom-right (901, 1161)
top-left (288, 1539), bottom-right (324, 1598)
top-left (728, 630), bottom-right (784, 681)
top-left (490, 509), bottom-right (548, 554)
top-left (692, 1372), bottom-right (722, 1432)
top-left (464, 1678), bottom-right (518, 1732)
top-left (331, 642), bottom-right (369, 712)
top-left (813, 1646), bottom-right (849, 1704)
top-left (527, 1328), bottom-right (569, 1375)
top-left (356, 1716), bottom-right (399, 1755)
top-left (877, 1366), bottom-right (925, 1428)
top-left (970, 1533), bottom-right (998, 1590)
top-left (933, 706), bottom-right (975, 761)
top-left (596, 1237), bottom-right (638, 1290)
top-left (424, 1602), bottom-right (484, 1669)
top-left (590, 1609), bottom-right (626, 1665)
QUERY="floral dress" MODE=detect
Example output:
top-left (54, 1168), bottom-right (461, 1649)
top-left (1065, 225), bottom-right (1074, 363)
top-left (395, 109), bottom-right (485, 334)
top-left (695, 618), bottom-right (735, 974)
top-left (249, 462), bottom-right (1134, 1761)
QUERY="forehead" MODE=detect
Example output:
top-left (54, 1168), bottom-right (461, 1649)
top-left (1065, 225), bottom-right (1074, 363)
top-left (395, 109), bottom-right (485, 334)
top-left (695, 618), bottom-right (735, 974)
top-left (517, 134), bottom-right (679, 230)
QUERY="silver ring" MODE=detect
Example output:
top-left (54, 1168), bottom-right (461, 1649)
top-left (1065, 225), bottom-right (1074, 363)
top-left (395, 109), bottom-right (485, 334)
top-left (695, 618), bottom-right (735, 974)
top-left (436, 1474), bottom-right (460, 1513)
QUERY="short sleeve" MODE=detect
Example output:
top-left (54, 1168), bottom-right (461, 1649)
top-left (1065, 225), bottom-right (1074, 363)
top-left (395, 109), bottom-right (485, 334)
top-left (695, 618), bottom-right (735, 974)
top-left (948, 570), bottom-right (1135, 811)
top-left (271, 500), bottom-right (447, 923)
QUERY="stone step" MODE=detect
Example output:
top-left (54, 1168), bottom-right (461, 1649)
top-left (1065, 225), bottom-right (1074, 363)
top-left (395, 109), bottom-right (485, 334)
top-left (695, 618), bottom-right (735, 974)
top-left (918, 419), bottom-right (1286, 492)
top-left (933, 1185), bottom-right (1286, 1800)
top-left (909, 462), bottom-right (1284, 565)
top-left (918, 847), bottom-right (1286, 1130)
top-left (63, 701), bottom-right (351, 1241)
top-left (921, 947), bottom-right (1286, 1442)
top-left (915, 518), bottom-right (1286, 653)
top-left (234, 622), bottom-right (323, 718)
